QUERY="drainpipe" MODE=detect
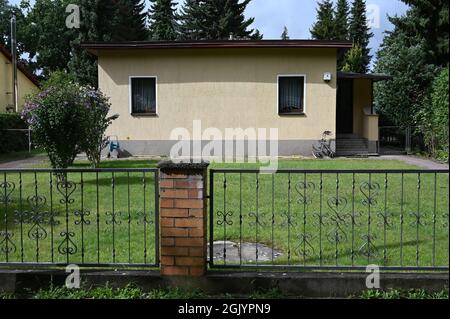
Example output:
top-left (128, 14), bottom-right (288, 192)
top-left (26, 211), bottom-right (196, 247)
top-left (11, 13), bottom-right (18, 113)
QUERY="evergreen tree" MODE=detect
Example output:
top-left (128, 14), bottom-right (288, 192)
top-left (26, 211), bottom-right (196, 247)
top-left (148, 0), bottom-right (179, 40)
top-left (389, 0), bottom-right (448, 67)
top-left (334, 0), bottom-right (349, 40)
top-left (341, 45), bottom-right (365, 73)
top-left (252, 29), bottom-right (263, 40)
top-left (348, 0), bottom-right (373, 72)
top-left (310, 0), bottom-right (335, 40)
top-left (179, 0), bottom-right (207, 39)
top-left (111, 0), bottom-right (148, 41)
top-left (281, 26), bottom-right (289, 40)
top-left (180, 0), bottom-right (257, 40)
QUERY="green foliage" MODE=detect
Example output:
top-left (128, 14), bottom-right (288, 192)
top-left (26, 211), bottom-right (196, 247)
top-left (334, 0), bottom-right (349, 40)
top-left (415, 67), bottom-right (449, 161)
top-left (348, 0), bottom-right (373, 73)
top-left (32, 284), bottom-right (207, 299)
top-left (111, 0), bottom-right (148, 41)
top-left (19, 0), bottom-right (80, 78)
top-left (310, 0), bottom-right (335, 40)
top-left (149, 0), bottom-right (179, 40)
top-left (0, 112), bottom-right (28, 154)
top-left (374, 0), bottom-right (448, 160)
top-left (21, 73), bottom-right (115, 168)
top-left (341, 45), bottom-right (365, 73)
top-left (390, 0), bottom-right (449, 67)
top-left (180, 0), bottom-right (257, 40)
top-left (375, 34), bottom-right (436, 128)
top-left (281, 26), bottom-right (289, 40)
top-left (360, 289), bottom-right (449, 300)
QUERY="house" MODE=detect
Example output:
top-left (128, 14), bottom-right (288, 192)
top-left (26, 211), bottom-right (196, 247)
top-left (0, 44), bottom-right (40, 113)
top-left (82, 40), bottom-right (391, 157)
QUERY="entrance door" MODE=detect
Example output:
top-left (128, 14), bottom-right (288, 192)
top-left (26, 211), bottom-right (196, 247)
top-left (336, 79), bottom-right (354, 134)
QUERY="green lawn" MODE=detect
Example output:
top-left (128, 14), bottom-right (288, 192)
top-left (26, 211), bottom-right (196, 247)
top-left (0, 158), bottom-right (448, 269)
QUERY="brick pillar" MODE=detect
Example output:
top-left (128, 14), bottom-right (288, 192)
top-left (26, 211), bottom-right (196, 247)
top-left (158, 161), bottom-right (209, 277)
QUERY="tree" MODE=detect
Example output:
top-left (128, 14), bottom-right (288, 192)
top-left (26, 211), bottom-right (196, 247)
top-left (341, 45), bottom-right (365, 73)
top-left (416, 66), bottom-right (449, 161)
top-left (389, 0), bottom-right (448, 67)
top-left (21, 71), bottom-right (117, 169)
top-left (110, 0), bottom-right (148, 41)
top-left (18, 0), bottom-right (80, 77)
top-left (348, 0), bottom-right (373, 72)
top-left (310, 0), bottom-right (335, 40)
top-left (374, 0), bottom-right (449, 159)
top-left (180, 0), bottom-right (257, 40)
top-left (0, 0), bottom-right (12, 47)
top-left (281, 26), bottom-right (289, 40)
top-left (148, 0), bottom-right (179, 40)
top-left (334, 0), bottom-right (349, 40)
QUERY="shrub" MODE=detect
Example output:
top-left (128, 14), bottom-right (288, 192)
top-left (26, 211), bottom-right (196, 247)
top-left (21, 72), bottom-right (116, 169)
top-left (415, 66), bottom-right (449, 162)
top-left (0, 113), bottom-right (28, 154)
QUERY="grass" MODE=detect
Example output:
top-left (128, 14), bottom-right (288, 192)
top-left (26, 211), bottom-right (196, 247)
top-left (2, 284), bottom-right (285, 299)
top-left (2, 284), bottom-right (447, 299)
top-left (0, 158), bottom-right (448, 269)
top-left (358, 288), bottom-right (449, 299)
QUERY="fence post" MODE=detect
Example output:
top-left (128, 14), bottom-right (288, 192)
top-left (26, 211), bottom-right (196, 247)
top-left (157, 161), bottom-right (209, 277)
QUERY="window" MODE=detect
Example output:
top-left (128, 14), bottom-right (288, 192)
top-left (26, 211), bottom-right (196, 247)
top-left (130, 77), bottom-right (157, 114)
top-left (278, 75), bottom-right (305, 114)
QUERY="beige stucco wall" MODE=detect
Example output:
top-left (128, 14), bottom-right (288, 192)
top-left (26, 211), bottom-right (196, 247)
top-left (352, 78), bottom-right (378, 141)
top-left (0, 52), bottom-right (39, 113)
top-left (98, 48), bottom-right (338, 144)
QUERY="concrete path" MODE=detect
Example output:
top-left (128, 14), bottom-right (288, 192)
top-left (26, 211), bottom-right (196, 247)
top-left (0, 155), bottom-right (47, 169)
top-left (375, 155), bottom-right (449, 170)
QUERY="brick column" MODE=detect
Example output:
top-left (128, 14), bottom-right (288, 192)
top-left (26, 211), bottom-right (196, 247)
top-left (158, 161), bottom-right (209, 277)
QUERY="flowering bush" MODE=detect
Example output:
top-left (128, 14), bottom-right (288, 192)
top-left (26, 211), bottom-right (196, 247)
top-left (22, 74), bottom-right (117, 168)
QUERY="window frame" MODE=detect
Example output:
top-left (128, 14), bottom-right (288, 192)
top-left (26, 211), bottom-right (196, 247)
top-left (277, 74), bottom-right (307, 116)
top-left (129, 75), bottom-right (158, 116)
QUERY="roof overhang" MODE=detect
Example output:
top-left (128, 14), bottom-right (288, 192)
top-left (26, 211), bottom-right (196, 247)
top-left (338, 71), bottom-right (392, 82)
top-left (81, 40), bottom-right (353, 56)
top-left (0, 44), bottom-right (40, 87)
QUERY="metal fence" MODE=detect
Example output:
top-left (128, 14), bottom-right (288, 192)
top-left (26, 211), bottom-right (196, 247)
top-left (0, 168), bottom-right (159, 268)
top-left (209, 169), bottom-right (449, 271)
top-left (379, 126), bottom-right (425, 154)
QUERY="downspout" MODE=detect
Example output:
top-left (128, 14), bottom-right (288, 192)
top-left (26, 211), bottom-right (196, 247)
top-left (11, 13), bottom-right (18, 113)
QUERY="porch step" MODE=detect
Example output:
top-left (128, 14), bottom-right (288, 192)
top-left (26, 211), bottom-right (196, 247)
top-left (336, 137), bottom-right (369, 157)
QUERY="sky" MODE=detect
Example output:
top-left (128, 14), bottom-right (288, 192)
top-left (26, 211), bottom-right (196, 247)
top-left (10, 0), bottom-right (409, 66)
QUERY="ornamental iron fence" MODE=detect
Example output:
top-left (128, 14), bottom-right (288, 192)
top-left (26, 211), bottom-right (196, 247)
top-left (209, 169), bottom-right (449, 271)
top-left (0, 168), bottom-right (159, 268)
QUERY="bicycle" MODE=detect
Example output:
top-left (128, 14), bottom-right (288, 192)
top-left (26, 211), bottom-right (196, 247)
top-left (312, 131), bottom-right (336, 159)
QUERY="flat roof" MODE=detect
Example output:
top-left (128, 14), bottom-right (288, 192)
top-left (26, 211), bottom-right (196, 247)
top-left (81, 40), bottom-right (353, 56)
top-left (338, 71), bottom-right (392, 82)
top-left (0, 44), bottom-right (40, 87)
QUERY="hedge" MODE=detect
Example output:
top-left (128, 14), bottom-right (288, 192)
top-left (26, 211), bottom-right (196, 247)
top-left (0, 113), bottom-right (29, 154)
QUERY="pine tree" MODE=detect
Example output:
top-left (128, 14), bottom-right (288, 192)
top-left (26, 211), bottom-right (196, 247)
top-left (281, 26), bottom-right (289, 40)
top-left (148, 0), bottom-right (179, 40)
top-left (111, 0), bottom-right (148, 41)
top-left (179, 0), bottom-right (206, 39)
top-left (180, 0), bottom-right (256, 40)
top-left (334, 0), bottom-right (349, 40)
top-left (390, 0), bottom-right (448, 67)
top-left (252, 29), bottom-right (263, 40)
top-left (310, 0), bottom-right (335, 40)
top-left (348, 0), bottom-right (373, 72)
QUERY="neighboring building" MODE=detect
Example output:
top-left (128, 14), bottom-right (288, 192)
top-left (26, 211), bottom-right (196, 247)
top-left (83, 40), bottom-right (390, 157)
top-left (0, 44), bottom-right (40, 113)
